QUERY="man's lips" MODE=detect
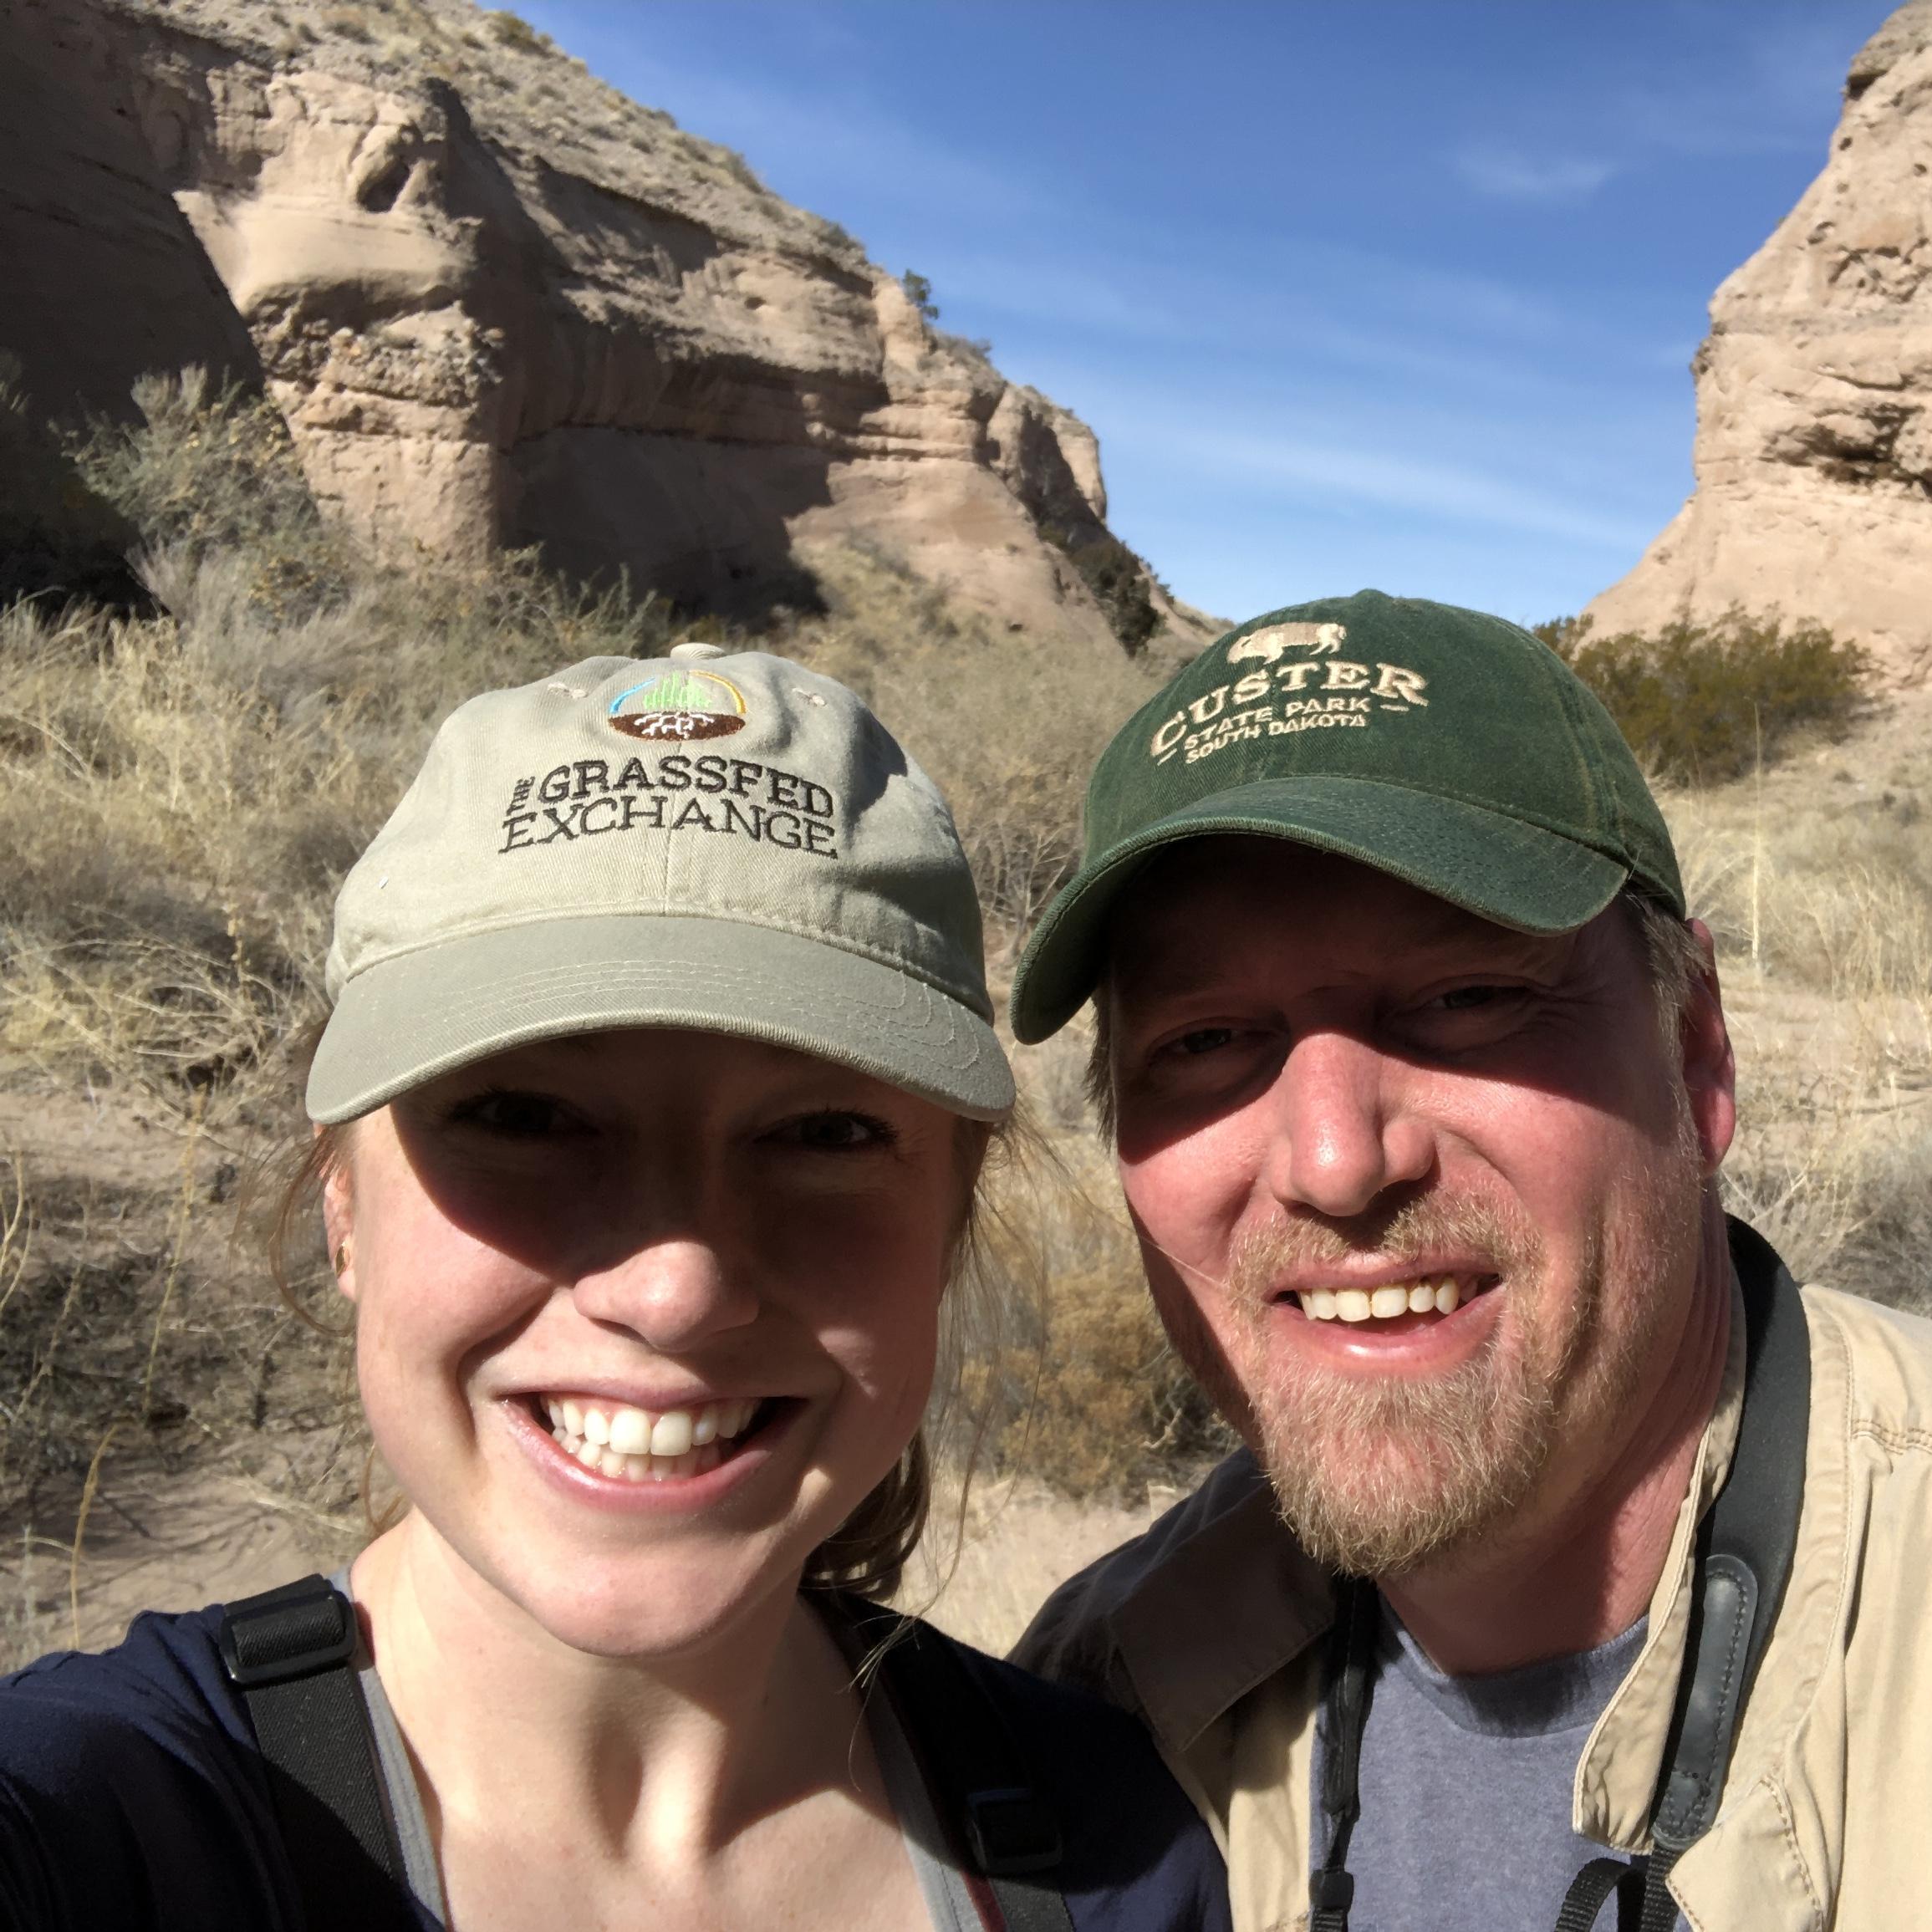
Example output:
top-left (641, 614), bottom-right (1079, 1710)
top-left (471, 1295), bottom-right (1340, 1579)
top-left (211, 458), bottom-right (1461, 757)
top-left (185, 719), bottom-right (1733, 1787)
top-left (1269, 1267), bottom-right (1503, 1326)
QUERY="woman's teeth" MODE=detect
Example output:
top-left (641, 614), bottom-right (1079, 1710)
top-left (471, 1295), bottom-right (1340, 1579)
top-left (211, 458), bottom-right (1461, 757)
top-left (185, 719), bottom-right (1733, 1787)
top-left (540, 1395), bottom-right (761, 1482)
top-left (1298, 1277), bottom-right (1474, 1323)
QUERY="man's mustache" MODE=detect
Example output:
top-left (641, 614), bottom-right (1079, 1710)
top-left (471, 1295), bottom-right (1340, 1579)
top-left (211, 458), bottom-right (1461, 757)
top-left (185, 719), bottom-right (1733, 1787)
top-left (1225, 1190), bottom-right (1546, 1316)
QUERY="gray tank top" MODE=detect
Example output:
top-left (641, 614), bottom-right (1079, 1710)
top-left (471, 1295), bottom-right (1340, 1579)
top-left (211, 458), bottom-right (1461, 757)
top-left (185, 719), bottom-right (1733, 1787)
top-left (333, 1571), bottom-right (976, 1929)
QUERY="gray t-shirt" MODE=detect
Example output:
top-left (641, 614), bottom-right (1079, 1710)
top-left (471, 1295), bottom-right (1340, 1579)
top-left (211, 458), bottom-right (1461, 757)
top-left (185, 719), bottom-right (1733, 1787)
top-left (1313, 1600), bottom-right (1686, 1932)
top-left (334, 1571), bottom-right (974, 1930)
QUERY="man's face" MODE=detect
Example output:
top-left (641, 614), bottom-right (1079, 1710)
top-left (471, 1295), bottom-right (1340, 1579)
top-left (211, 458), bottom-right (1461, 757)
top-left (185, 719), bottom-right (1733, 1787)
top-left (1103, 839), bottom-right (1734, 1577)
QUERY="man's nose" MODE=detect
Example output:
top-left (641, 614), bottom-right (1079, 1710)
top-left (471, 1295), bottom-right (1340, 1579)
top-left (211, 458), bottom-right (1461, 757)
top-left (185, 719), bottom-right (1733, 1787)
top-left (569, 1236), bottom-right (761, 1353)
top-left (1259, 1028), bottom-right (1433, 1219)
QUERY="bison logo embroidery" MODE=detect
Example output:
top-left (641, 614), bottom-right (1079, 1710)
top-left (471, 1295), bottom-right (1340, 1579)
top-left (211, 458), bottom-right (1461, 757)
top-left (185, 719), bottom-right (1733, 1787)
top-left (1227, 621), bottom-right (1348, 666)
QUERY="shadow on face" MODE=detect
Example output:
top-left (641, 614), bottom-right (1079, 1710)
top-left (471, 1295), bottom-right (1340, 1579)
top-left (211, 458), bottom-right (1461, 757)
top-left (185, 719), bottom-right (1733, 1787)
top-left (1100, 837), bottom-right (1707, 1172)
top-left (375, 1027), bottom-right (969, 1291)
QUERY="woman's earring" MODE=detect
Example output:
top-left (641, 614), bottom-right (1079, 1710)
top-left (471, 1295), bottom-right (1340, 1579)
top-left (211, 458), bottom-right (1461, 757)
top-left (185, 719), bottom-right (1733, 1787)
top-left (334, 1242), bottom-right (351, 1277)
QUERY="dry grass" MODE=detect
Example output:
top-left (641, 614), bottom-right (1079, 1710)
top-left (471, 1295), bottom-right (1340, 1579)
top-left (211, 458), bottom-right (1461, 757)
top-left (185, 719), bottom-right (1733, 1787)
top-left (1664, 716), bottom-right (1932, 1308)
top-left (0, 376), bottom-right (1182, 1662)
top-left (4, 373), bottom-right (1930, 1667)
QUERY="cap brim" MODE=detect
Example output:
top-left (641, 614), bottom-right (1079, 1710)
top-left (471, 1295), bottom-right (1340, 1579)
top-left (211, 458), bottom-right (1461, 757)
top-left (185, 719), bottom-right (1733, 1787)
top-left (308, 915), bottom-right (1015, 1124)
top-left (1008, 776), bottom-right (1629, 1043)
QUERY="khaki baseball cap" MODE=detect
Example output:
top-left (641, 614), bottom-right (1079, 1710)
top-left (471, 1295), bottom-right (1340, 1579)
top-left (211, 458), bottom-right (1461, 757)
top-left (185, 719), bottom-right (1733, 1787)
top-left (308, 644), bottom-right (1014, 1123)
top-left (1008, 589), bottom-right (1685, 1043)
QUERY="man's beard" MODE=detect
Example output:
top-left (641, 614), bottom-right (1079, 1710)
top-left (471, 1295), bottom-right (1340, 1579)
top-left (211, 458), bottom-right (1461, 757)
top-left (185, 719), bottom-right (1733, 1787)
top-left (1153, 1140), bottom-right (1705, 1578)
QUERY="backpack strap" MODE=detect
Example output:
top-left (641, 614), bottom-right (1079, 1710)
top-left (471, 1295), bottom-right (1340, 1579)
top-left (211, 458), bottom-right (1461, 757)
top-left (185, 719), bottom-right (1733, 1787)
top-left (219, 1573), bottom-right (410, 1926)
top-left (840, 1599), bottom-right (1076, 1932)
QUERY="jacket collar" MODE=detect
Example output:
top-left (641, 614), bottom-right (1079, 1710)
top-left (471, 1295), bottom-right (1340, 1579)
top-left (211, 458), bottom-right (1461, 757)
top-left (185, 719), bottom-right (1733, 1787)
top-left (1107, 1270), bottom-right (1751, 1802)
top-left (1111, 1450), bottom-right (1335, 1751)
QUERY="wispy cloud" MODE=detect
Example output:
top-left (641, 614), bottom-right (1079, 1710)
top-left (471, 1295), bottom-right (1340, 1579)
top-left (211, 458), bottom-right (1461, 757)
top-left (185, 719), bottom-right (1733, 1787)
top-left (1163, 429), bottom-right (1655, 552)
top-left (1455, 145), bottom-right (1618, 204)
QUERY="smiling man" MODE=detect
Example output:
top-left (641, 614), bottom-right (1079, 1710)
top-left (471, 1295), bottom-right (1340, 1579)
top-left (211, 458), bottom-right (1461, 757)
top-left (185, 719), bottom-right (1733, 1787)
top-left (1008, 593), bottom-right (1932, 1932)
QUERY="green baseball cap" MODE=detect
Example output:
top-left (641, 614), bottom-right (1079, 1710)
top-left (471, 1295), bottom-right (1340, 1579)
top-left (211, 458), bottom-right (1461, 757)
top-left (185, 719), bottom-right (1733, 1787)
top-left (308, 643), bottom-right (1014, 1122)
top-left (1007, 589), bottom-right (1685, 1043)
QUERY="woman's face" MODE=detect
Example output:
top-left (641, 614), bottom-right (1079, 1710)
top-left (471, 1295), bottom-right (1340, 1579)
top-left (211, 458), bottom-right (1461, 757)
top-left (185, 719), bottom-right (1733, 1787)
top-left (325, 1028), bottom-right (973, 1660)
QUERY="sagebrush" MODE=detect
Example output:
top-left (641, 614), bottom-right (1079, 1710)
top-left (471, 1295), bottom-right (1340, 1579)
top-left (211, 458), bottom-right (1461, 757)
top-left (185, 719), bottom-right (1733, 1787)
top-left (1536, 608), bottom-right (1872, 783)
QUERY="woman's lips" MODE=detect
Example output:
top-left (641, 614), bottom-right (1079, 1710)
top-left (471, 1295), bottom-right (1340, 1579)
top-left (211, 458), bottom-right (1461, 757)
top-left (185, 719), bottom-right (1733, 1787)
top-left (509, 1393), bottom-right (794, 1496)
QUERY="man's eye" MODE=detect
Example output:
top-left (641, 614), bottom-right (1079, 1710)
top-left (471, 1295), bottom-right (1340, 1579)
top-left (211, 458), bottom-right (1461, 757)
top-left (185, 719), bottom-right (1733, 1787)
top-left (1438, 986), bottom-right (1501, 1011)
top-left (772, 1110), bottom-right (895, 1150)
top-left (1174, 1027), bottom-right (1237, 1057)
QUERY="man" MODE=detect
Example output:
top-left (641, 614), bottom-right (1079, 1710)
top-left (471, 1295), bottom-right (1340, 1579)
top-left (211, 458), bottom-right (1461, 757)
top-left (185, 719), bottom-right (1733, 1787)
top-left (1007, 591), bottom-right (1932, 1932)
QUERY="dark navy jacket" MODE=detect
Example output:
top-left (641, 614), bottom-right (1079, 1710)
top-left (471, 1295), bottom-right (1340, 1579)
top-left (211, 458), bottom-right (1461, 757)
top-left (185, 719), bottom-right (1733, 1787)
top-left (0, 1599), bottom-right (1230, 1930)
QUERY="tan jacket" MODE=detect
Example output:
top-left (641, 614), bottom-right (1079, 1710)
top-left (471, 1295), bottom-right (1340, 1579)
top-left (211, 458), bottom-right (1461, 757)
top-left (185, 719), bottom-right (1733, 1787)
top-left (1013, 1280), bottom-right (1932, 1931)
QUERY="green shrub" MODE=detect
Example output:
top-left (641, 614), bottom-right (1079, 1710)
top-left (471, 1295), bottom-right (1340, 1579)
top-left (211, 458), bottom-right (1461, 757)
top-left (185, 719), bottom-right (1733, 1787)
top-left (1048, 528), bottom-right (1160, 655)
top-left (1535, 608), bottom-right (1873, 785)
top-left (901, 272), bottom-right (939, 323)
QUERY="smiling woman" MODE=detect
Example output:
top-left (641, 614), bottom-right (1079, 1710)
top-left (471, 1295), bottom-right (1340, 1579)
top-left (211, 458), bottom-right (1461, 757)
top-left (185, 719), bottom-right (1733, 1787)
top-left (0, 646), bottom-right (1231, 1932)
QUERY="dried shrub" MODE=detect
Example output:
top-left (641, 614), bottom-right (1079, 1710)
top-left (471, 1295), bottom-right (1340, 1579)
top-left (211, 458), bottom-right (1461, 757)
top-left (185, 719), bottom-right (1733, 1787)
top-left (484, 9), bottom-right (548, 54)
top-left (788, 542), bottom-right (1159, 941)
top-left (0, 357), bottom-right (146, 609)
top-left (1536, 607), bottom-right (1873, 785)
top-left (962, 1136), bottom-right (1234, 1501)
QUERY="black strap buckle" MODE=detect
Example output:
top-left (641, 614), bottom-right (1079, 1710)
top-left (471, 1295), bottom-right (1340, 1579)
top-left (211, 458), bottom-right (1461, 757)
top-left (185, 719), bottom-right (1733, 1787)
top-left (219, 1574), bottom-right (358, 1689)
top-left (964, 1787), bottom-right (1063, 1877)
top-left (1310, 1867), bottom-right (1355, 1913)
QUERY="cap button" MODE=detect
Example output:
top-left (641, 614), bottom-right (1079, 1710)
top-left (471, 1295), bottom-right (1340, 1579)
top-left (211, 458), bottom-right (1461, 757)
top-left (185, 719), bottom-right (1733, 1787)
top-left (669, 640), bottom-right (730, 662)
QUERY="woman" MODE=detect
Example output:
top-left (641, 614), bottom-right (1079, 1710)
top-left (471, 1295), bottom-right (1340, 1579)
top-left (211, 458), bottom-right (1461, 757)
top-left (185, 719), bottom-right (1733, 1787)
top-left (0, 645), bottom-right (1229, 1932)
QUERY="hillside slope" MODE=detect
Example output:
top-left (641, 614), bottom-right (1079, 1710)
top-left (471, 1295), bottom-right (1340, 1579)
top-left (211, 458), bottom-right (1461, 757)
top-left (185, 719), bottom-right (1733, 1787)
top-left (1, 0), bottom-right (1192, 652)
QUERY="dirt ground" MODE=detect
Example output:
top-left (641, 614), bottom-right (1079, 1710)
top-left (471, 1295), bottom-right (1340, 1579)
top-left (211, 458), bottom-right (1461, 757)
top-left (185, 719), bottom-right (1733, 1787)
top-left (3, 1450), bottom-right (1170, 1669)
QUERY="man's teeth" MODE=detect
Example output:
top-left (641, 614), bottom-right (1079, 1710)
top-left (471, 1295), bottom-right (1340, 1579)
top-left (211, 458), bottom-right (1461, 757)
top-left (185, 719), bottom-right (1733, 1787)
top-left (1300, 1278), bottom-right (1470, 1323)
top-left (540, 1396), bottom-right (761, 1482)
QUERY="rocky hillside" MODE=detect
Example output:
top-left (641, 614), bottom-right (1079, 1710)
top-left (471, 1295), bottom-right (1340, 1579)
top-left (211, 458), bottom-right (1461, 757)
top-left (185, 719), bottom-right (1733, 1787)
top-left (1587, 0), bottom-right (1932, 681)
top-left (2, 0), bottom-right (1185, 651)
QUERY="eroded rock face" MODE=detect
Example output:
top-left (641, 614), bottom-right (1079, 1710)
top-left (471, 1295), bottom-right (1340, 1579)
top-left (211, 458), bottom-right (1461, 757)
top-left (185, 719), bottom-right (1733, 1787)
top-left (2, 0), bottom-right (1164, 650)
top-left (1586, 0), bottom-right (1932, 680)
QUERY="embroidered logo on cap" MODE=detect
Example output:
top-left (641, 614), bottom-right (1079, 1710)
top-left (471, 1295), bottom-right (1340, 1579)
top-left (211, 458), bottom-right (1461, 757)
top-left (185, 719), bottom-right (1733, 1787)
top-left (1227, 621), bottom-right (1347, 666)
top-left (608, 669), bottom-right (747, 742)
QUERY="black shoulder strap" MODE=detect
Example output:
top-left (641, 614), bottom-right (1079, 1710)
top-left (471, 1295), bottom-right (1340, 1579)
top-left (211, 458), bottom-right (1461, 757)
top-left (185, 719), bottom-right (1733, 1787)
top-left (839, 1598), bottom-right (1076, 1932)
top-left (1552, 1218), bottom-right (1812, 1930)
top-left (1638, 1224), bottom-right (1809, 1877)
top-left (1308, 1576), bottom-right (1377, 1932)
top-left (1313, 1225), bottom-right (1812, 1932)
top-left (219, 1573), bottom-right (410, 1928)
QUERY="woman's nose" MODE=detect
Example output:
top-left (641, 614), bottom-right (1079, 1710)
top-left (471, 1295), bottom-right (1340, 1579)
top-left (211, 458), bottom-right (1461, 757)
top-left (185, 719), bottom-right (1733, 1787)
top-left (1259, 1028), bottom-right (1433, 1220)
top-left (569, 1236), bottom-right (761, 1352)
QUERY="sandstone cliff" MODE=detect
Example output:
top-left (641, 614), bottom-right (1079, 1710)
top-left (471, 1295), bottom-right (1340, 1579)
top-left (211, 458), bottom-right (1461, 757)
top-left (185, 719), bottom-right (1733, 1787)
top-left (1, 0), bottom-right (1174, 650)
top-left (1586, 0), bottom-right (1932, 680)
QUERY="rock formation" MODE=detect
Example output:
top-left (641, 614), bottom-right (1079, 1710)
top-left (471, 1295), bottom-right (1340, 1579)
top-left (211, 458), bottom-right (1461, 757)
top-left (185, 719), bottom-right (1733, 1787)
top-left (1586, 0), bottom-right (1932, 680)
top-left (0, 0), bottom-right (1179, 650)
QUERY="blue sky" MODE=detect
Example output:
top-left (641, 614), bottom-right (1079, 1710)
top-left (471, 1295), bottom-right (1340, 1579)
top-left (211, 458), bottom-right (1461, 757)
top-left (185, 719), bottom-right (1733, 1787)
top-left (514, 1), bottom-right (1889, 627)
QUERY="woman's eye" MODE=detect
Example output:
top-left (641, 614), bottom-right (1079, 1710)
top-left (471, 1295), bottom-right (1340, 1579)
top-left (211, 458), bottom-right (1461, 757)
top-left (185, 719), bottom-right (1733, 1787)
top-left (773, 1110), bottom-right (895, 1151)
top-left (451, 1089), bottom-right (574, 1138)
top-left (1437, 986), bottom-right (1501, 1011)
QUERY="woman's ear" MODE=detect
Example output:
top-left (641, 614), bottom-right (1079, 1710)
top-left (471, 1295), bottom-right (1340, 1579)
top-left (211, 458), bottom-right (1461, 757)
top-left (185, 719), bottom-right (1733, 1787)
top-left (319, 1130), bottom-right (357, 1302)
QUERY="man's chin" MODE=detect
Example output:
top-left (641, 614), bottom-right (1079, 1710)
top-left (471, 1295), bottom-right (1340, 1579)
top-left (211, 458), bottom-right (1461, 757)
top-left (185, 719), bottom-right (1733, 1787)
top-left (1262, 1432), bottom-right (1539, 1578)
top-left (1252, 1364), bottom-right (1557, 1578)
